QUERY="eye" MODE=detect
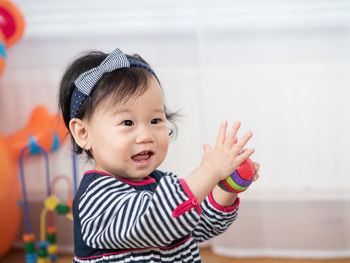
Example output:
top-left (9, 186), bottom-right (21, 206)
top-left (122, 120), bottom-right (134, 126)
top-left (151, 118), bottom-right (161, 124)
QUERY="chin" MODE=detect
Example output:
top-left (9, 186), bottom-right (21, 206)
top-left (125, 170), bottom-right (148, 181)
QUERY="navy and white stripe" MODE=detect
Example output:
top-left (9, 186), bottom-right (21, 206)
top-left (192, 198), bottom-right (238, 243)
top-left (72, 170), bottom-right (239, 263)
top-left (73, 238), bottom-right (201, 263)
top-left (78, 173), bottom-right (199, 249)
top-left (70, 48), bottom-right (158, 119)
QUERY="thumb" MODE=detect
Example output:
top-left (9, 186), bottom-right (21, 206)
top-left (202, 143), bottom-right (211, 154)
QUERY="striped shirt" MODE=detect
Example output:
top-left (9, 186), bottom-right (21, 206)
top-left (73, 170), bottom-right (239, 263)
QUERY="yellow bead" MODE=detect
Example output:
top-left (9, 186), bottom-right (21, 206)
top-left (44, 195), bottom-right (60, 211)
top-left (37, 257), bottom-right (50, 263)
top-left (47, 244), bottom-right (58, 254)
top-left (66, 213), bottom-right (73, 221)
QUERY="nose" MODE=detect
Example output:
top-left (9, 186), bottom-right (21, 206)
top-left (135, 127), bottom-right (154, 144)
top-left (135, 135), bottom-right (154, 144)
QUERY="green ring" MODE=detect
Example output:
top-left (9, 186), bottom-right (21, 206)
top-left (226, 176), bottom-right (248, 191)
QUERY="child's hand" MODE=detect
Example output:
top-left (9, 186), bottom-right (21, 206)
top-left (253, 161), bottom-right (260, 181)
top-left (201, 121), bottom-right (255, 182)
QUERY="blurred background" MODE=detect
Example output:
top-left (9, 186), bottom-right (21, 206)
top-left (0, 0), bottom-right (349, 259)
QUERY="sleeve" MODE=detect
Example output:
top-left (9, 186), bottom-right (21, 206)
top-left (77, 173), bottom-right (202, 250)
top-left (192, 192), bottom-right (240, 243)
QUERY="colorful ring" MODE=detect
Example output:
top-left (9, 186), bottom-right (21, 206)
top-left (221, 179), bottom-right (246, 194)
top-left (226, 176), bottom-right (249, 191)
top-left (218, 181), bottom-right (231, 193)
top-left (236, 158), bottom-right (255, 180)
top-left (222, 179), bottom-right (245, 193)
top-left (220, 180), bottom-right (235, 192)
top-left (230, 170), bottom-right (254, 187)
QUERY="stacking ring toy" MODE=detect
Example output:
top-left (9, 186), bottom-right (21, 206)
top-left (219, 158), bottom-right (255, 193)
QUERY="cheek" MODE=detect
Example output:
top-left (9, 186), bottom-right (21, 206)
top-left (160, 132), bottom-right (170, 153)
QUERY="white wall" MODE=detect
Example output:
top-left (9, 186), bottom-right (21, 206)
top-left (1, 0), bottom-right (350, 257)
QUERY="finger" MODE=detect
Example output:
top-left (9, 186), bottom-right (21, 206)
top-left (254, 173), bottom-right (259, 181)
top-left (253, 162), bottom-right (260, 173)
top-left (225, 121), bottom-right (241, 149)
top-left (202, 143), bottom-right (211, 154)
top-left (233, 147), bottom-right (255, 169)
top-left (233, 131), bottom-right (253, 156)
top-left (215, 120), bottom-right (228, 146)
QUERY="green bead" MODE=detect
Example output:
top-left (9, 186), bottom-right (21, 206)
top-left (38, 247), bottom-right (48, 257)
top-left (24, 241), bottom-right (35, 253)
top-left (56, 204), bottom-right (69, 214)
top-left (47, 234), bottom-right (56, 244)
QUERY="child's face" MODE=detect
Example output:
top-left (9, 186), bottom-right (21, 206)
top-left (86, 77), bottom-right (169, 181)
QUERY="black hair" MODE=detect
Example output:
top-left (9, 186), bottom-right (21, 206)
top-left (58, 50), bottom-right (178, 159)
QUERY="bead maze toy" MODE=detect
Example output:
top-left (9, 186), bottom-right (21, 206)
top-left (0, 105), bottom-right (74, 262)
top-left (12, 107), bottom-right (75, 263)
top-left (218, 157), bottom-right (256, 193)
top-left (19, 144), bottom-right (77, 263)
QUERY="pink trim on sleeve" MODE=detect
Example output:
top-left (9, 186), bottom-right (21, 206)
top-left (208, 192), bottom-right (240, 212)
top-left (172, 179), bottom-right (203, 218)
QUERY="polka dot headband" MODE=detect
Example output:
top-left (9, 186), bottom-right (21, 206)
top-left (69, 48), bottom-right (158, 119)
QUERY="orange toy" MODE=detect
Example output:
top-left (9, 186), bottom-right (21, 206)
top-left (0, 0), bottom-right (25, 47)
top-left (5, 105), bottom-right (68, 161)
top-left (0, 0), bottom-right (25, 77)
top-left (0, 132), bottom-right (21, 258)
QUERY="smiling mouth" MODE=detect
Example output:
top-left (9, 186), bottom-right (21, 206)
top-left (131, 151), bottom-right (154, 162)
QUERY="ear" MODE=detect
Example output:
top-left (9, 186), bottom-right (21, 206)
top-left (69, 118), bottom-right (91, 150)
